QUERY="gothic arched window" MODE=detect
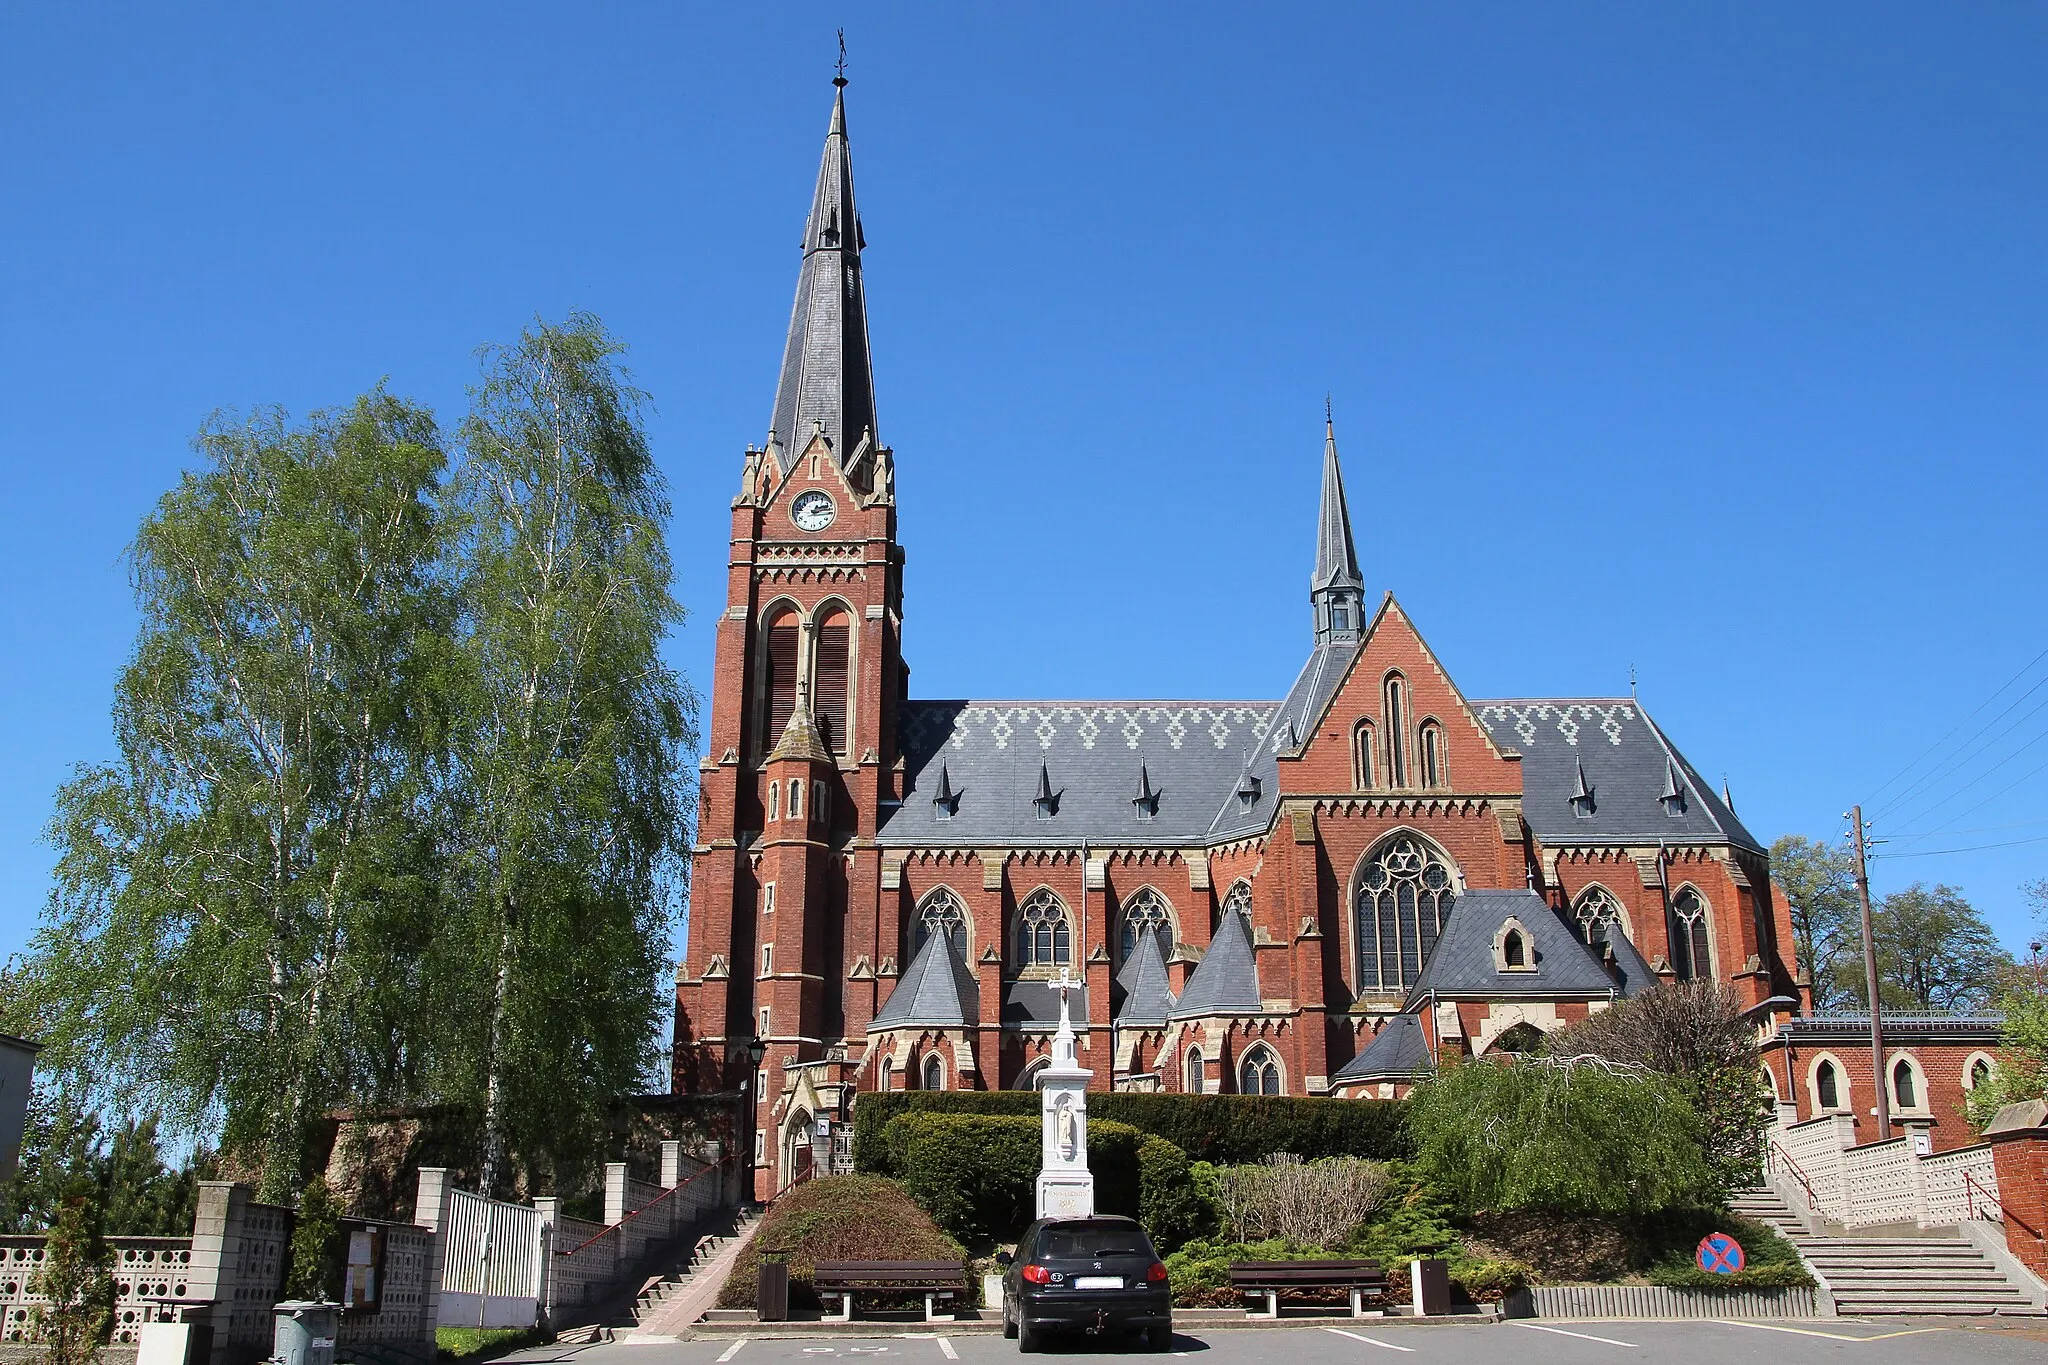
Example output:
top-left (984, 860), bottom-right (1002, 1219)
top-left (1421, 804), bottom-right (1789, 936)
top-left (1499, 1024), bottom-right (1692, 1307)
top-left (1184, 1045), bottom-right (1205, 1095)
top-left (1239, 1045), bottom-right (1282, 1095)
top-left (1573, 886), bottom-right (1626, 950)
top-left (1118, 888), bottom-right (1175, 966)
top-left (1353, 720), bottom-right (1376, 790)
top-left (1356, 835), bottom-right (1459, 993)
top-left (1670, 885), bottom-right (1711, 980)
top-left (1420, 721), bottom-right (1445, 789)
top-left (1218, 880), bottom-right (1252, 933)
top-left (1892, 1057), bottom-right (1920, 1110)
top-left (1383, 674), bottom-right (1409, 787)
top-left (814, 606), bottom-right (852, 757)
top-left (1017, 889), bottom-right (1072, 969)
top-left (1815, 1057), bottom-right (1842, 1111)
top-left (915, 888), bottom-right (968, 954)
top-left (923, 1053), bottom-right (945, 1092)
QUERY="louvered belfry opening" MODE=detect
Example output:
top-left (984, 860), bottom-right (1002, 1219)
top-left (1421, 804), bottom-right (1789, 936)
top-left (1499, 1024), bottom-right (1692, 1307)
top-left (814, 610), bottom-right (851, 756)
top-left (764, 611), bottom-right (800, 745)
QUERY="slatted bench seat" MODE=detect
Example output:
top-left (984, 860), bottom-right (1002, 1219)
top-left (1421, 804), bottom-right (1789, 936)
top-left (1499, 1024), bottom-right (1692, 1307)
top-left (812, 1260), bottom-right (968, 1323)
top-left (1227, 1260), bottom-right (1390, 1319)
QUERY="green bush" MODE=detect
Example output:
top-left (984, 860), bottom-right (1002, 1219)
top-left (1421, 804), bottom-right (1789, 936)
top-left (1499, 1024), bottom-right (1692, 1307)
top-left (1639, 1211), bottom-right (1813, 1290)
top-left (1407, 1057), bottom-right (1717, 1216)
top-left (883, 1112), bottom-right (1151, 1249)
top-left (1138, 1137), bottom-right (1218, 1253)
top-left (854, 1091), bottom-right (1408, 1173)
top-left (717, 1174), bottom-right (964, 1309)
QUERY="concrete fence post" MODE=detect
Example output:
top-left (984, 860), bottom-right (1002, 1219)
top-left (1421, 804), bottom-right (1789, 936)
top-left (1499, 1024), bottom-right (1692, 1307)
top-left (603, 1163), bottom-right (629, 1228)
top-left (531, 1198), bottom-right (561, 1326)
top-left (412, 1169), bottom-right (455, 1339)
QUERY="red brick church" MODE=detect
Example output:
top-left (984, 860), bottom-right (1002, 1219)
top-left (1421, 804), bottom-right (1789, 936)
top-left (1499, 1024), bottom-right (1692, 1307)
top-left (671, 79), bottom-right (1813, 1191)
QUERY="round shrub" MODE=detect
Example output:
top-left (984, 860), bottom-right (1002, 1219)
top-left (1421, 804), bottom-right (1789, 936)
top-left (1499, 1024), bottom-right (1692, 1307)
top-left (717, 1174), bottom-right (963, 1309)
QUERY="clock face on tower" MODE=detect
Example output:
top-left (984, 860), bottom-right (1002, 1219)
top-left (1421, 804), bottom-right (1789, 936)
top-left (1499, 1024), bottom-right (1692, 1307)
top-left (790, 490), bottom-right (836, 533)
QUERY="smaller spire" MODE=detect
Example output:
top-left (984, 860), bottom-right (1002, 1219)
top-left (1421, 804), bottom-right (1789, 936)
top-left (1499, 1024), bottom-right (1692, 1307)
top-left (1033, 764), bottom-right (1059, 819)
top-left (1721, 777), bottom-right (1737, 813)
top-left (1311, 409), bottom-right (1364, 645)
top-left (1569, 757), bottom-right (1596, 816)
top-left (1132, 762), bottom-right (1160, 818)
top-left (1660, 761), bottom-right (1686, 811)
top-left (931, 764), bottom-right (961, 817)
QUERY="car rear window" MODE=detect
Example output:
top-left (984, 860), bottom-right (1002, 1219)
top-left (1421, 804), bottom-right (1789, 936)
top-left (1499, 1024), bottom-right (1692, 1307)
top-left (1036, 1223), bottom-right (1155, 1259)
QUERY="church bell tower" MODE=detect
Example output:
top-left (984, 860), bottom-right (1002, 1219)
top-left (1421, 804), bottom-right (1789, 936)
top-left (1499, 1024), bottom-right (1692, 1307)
top-left (673, 74), bottom-right (906, 1193)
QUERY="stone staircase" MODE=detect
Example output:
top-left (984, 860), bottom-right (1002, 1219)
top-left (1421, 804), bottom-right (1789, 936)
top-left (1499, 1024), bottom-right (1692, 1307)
top-left (1731, 1186), bottom-right (2043, 1317)
top-left (622, 1206), bottom-right (760, 1336)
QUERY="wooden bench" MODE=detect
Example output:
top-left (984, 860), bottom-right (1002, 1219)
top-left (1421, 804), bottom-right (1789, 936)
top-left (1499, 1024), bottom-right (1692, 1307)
top-left (811, 1260), bottom-right (968, 1323)
top-left (1227, 1260), bottom-right (1390, 1320)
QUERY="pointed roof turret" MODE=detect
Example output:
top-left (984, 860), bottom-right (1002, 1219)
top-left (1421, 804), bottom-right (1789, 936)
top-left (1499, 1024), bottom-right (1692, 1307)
top-left (768, 678), bottom-right (833, 764)
top-left (1311, 411), bottom-right (1364, 644)
top-left (1114, 929), bottom-right (1178, 1027)
top-left (767, 76), bottom-right (878, 473)
top-left (1172, 906), bottom-right (1262, 1018)
top-left (870, 928), bottom-right (980, 1029)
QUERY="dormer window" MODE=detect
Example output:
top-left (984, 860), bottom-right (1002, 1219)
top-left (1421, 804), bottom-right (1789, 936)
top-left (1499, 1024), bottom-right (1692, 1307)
top-left (1132, 763), bottom-right (1160, 821)
top-left (1660, 762), bottom-right (1688, 817)
top-left (1033, 764), bottom-right (1059, 820)
top-left (1236, 772), bottom-right (1262, 811)
top-left (1493, 917), bottom-right (1538, 973)
top-left (1569, 757), bottom-right (1596, 818)
top-left (1503, 931), bottom-right (1527, 969)
top-left (931, 764), bottom-right (960, 820)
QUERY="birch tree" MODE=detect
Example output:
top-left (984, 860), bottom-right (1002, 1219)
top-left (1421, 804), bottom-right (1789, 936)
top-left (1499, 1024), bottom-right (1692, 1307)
top-left (445, 315), bottom-right (695, 1194)
top-left (14, 393), bottom-right (451, 1197)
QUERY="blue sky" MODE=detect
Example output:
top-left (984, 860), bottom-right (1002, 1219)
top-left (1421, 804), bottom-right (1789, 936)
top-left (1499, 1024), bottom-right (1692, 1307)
top-left (2, 4), bottom-right (2045, 970)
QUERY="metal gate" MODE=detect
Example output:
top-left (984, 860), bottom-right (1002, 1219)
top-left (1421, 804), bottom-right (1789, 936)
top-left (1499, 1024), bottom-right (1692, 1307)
top-left (439, 1189), bottom-right (546, 1329)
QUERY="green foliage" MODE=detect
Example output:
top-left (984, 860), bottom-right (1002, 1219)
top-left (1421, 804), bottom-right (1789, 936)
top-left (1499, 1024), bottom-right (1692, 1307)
top-left (717, 1175), bottom-right (963, 1309)
top-left (1346, 1169), bottom-right (1458, 1269)
top-left (285, 1177), bottom-right (345, 1302)
top-left (1769, 835), bottom-right (1860, 1011)
top-left (435, 1328), bottom-right (544, 1362)
top-left (12, 391), bottom-right (454, 1197)
top-left (444, 315), bottom-right (696, 1194)
top-left (1406, 1057), bottom-right (1716, 1215)
top-left (1138, 1136), bottom-right (1218, 1253)
top-left (880, 1112), bottom-right (1149, 1249)
top-left (1, 1093), bottom-right (208, 1236)
top-left (1162, 1236), bottom-right (1319, 1306)
top-left (1641, 1212), bottom-right (1813, 1290)
top-left (1857, 883), bottom-right (2011, 1013)
top-left (1967, 983), bottom-right (2048, 1129)
top-left (853, 1090), bottom-right (1407, 1173)
top-left (1548, 983), bottom-right (1769, 1194)
top-left (29, 1191), bottom-right (114, 1365)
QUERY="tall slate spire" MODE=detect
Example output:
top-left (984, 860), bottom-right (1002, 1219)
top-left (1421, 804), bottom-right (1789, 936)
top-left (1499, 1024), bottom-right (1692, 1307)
top-left (767, 75), bottom-right (877, 473)
top-left (1311, 413), bottom-right (1364, 644)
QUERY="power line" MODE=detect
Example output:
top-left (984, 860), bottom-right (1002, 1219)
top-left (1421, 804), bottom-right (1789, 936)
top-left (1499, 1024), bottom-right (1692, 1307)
top-left (1879, 831), bottom-right (2048, 860)
top-left (1885, 815), bottom-right (2048, 840)
top-left (1871, 675), bottom-right (2048, 825)
top-left (1894, 751), bottom-right (2048, 846)
top-left (1881, 718), bottom-right (2048, 837)
top-left (1863, 644), bottom-right (2048, 813)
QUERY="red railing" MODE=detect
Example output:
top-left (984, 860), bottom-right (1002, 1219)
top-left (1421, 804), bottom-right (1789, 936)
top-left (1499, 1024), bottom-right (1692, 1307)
top-left (556, 1161), bottom-right (721, 1258)
top-left (1767, 1141), bottom-right (1821, 1211)
top-left (1963, 1169), bottom-right (2038, 1239)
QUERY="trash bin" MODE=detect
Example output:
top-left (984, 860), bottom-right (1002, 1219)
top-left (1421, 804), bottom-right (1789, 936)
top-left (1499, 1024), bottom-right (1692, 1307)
top-left (1409, 1260), bottom-right (1452, 1317)
top-left (756, 1259), bottom-right (790, 1322)
top-left (271, 1301), bottom-right (340, 1365)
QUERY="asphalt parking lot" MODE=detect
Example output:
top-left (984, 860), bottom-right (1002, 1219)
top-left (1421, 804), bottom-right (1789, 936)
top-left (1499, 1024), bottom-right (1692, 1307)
top-left (498, 1319), bottom-right (2048, 1365)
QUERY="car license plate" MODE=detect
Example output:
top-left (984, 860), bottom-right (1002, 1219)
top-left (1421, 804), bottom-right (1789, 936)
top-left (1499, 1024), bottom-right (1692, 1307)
top-left (1074, 1276), bottom-right (1122, 1290)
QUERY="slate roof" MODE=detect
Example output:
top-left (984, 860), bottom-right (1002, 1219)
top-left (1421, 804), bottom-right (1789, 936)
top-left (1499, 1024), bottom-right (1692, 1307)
top-left (1471, 700), bottom-right (1761, 852)
top-left (879, 701), bottom-right (1280, 846)
top-left (1331, 1013), bottom-right (1432, 1083)
top-left (1173, 911), bottom-right (1263, 1018)
top-left (767, 82), bottom-right (877, 470)
top-left (1206, 635), bottom-right (1359, 842)
top-left (1406, 889), bottom-right (1638, 1004)
top-left (1113, 931), bottom-right (1178, 1027)
top-left (870, 930), bottom-right (979, 1029)
top-left (1003, 981), bottom-right (1087, 1028)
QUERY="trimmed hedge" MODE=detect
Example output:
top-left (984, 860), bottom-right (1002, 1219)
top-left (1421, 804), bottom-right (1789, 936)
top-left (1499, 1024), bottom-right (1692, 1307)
top-left (855, 1091), bottom-right (1409, 1172)
top-left (884, 1113), bottom-right (1147, 1248)
top-left (717, 1174), bottom-right (964, 1309)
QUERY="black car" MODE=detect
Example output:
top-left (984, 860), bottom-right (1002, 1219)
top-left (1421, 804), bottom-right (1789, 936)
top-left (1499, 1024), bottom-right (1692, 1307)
top-left (997, 1215), bottom-right (1173, 1352)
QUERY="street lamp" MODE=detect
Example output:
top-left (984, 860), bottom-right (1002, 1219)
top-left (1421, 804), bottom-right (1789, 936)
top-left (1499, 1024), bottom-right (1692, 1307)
top-left (736, 1036), bottom-right (767, 1206)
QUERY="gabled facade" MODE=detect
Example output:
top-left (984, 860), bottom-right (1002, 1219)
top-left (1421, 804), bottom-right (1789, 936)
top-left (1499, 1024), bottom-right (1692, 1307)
top-left (672, 79), bottom-right (1803, 1196)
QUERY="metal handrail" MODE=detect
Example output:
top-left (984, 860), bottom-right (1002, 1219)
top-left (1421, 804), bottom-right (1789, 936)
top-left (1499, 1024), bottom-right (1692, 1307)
top-left (1963, 1169), bottom-right (2036, 1238)
top-left (1767, 1141), bottom-right (1820, 1211)
top-left (555, 1160), bottom-right (719, 1258)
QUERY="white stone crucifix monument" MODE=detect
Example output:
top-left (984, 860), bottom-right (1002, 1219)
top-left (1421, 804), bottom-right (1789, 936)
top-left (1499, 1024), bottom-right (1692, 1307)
top-left (1035, 969), bottom-right (1095, 1218)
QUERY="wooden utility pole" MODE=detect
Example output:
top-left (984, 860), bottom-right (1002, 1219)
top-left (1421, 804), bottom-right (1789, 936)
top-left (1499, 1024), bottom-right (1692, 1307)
top-left (1849, 805), bottom-right (1892, 1141)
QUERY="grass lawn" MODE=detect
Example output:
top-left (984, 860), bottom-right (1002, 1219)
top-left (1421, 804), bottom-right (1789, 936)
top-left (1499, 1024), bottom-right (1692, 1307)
top-left (435, 1327), bottom-right (544, 1361)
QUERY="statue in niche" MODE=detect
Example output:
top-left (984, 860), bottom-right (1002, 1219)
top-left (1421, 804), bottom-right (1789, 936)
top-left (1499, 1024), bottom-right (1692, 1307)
top-left (1055, 1094), bottom-right (1077, 1162)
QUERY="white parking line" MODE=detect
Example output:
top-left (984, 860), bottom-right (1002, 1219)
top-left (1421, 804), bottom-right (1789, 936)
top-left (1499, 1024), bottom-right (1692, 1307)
top-left (935, 1340), bottom-right (958, 1360)
top-left (1514, 1324), bottom-right (1638, 1348)
top-left (716, 1343), bottom-right (747, 1364)
top-left (1321, 1327), bottom-right (1416, 1353)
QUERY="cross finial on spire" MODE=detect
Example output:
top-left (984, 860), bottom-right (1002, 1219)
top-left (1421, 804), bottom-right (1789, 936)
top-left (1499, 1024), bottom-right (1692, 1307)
top-left (1325, 393), bottom-right (1333, 428)
top-left (834, 29), bottom-right (848, 87)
